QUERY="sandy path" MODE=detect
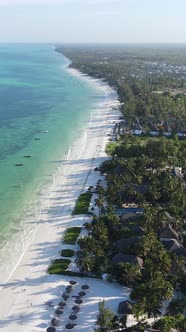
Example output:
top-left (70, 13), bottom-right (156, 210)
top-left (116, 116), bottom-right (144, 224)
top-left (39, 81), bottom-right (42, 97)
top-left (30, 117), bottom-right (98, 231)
top-left (0, 71), bottom-right (130, 332)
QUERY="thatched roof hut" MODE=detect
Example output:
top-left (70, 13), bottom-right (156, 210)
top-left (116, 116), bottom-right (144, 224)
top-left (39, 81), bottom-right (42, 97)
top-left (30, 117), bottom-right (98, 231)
top-left (119, 184), bottom-right (148, 201)
top-left (127, 225), bottom-right (144, 236)
top-left (160, 238), bottom-right (186, 256)
top-left (128, 184), bottom-right (148, 195)
top-left (160, 224), bottom-right (179, 241)
top-left (114, 237), bottom-right (141, 252)
top-left (120, 212), bottom-right (143, 224)
top-left (118, 301), bottom-right (132, 315)
top-left (112, 253), bottom-right (143, 268)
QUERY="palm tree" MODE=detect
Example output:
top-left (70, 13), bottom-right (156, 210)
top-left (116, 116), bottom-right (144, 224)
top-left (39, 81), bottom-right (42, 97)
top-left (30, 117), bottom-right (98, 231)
top-left (131, 283), bottom-right (162, 319)
top-left (95, 300), bottom-right (115, 332)
top-left (102, 212), bottom-right (119, 239)
top-left (114, 262), bottom-right (141, 287)
top-left (144, 247), bottom-right (172, 279)
top-left (94, 197), bottom-right (105, 215)
top-left (75, 251), bottom-right (95, 274)
top-left (131, 271), bottom-right (173, 319)
top-left (92, 219), bottom-right (109, 250)
top-left (167, 299), bottom-right (186, 316)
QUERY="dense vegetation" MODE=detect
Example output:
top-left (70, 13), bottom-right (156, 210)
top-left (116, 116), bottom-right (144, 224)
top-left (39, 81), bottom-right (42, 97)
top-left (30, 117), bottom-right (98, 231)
top-left (60, 249), bottom-right (75, 257)
top-left (63, 227), bottom-right (82, 245)
top-left (58, 44), bottom-right (186, 131)
top-left (48, 258), bottom-right (71, 274)
top-left (72, 192), bottom-right (92, 215)
top-left (57, 45), bottom-right (186, 331)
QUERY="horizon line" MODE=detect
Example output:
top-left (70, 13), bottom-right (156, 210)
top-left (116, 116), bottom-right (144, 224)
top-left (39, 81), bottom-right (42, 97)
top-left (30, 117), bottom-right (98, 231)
top-left (0, 41), bottom-right (186, 45)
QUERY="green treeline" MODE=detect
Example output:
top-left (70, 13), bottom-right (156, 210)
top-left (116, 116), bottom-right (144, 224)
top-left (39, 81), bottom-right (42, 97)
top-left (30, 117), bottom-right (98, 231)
top-left (58, 45), bottom-right (186, 130)
top-left (57, 45), bottom-right (186, 331)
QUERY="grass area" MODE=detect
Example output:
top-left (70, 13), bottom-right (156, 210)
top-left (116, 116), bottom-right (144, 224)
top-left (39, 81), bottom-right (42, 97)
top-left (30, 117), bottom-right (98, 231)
top-left (63, 227), bottom-right (82, 245)
top-left (61, 249), bottom-right (75, 257)
top-left (72, 192), bottom-right (92, 215)
top-left (48, 258), bottom-right (71, 274)
top-left (48, 257), bottom-right (102, 277)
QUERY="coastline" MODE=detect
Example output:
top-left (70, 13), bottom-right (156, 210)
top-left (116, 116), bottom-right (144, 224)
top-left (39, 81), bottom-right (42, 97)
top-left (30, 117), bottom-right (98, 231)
top-left (0, 58), bottom-right (126, 332)
top-left (0, 58), bottom-right (108, 286)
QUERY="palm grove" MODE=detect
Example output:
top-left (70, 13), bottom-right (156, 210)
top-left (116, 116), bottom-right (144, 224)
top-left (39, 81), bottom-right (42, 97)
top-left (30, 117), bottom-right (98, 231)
top-left (58, 45), bottom-right (186, 331)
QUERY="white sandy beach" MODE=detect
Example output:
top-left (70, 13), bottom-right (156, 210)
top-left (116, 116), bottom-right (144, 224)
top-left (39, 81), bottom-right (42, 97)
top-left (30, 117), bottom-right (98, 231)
top-left (0, 68), bottom-right (131, 332)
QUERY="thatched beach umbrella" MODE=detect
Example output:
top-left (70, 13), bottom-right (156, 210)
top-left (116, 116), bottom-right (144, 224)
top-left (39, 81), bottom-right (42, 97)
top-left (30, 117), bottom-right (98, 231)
top-left (72, 295), bottom-right (80, 299)
top-left (72, 305), bottom-right (80, 312)
top-left (51, 318), bottom-right (59, 326)
top-left (62, 293), bottom-right (70, 300)
top-left (69, 314), bottom-right (77, 320)
top-left (46, 327), bottom-right (56, 332)
top-left (75, 298), bottom-right (83, 304)
top-left (81, 284), bottom-right (89, 290)
top-left (78, 291), bottom-right (86, 297)
top-left (45, 300), bottom-right (54, 306)
top-left (67, 285), bottom-right (73, 289)
top-left (65, 323), bottom-right (75, 329)
top-left (66, 285), bottom-right (73, 290)
top-left (55, 309), bottom-right (63, 315)
top-left (66, 286), bottom-right (73, 293)
top-left (66, 288), bottom-right (72, 294)
top-left (58, 301), bottom-right (66, 307)
top-left (69, 280), bottom-right (77, 285)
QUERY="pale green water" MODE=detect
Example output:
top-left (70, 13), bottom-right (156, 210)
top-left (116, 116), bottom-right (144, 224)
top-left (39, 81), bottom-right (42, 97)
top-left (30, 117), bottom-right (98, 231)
top-left (0, 44), bottom-right (104, 251)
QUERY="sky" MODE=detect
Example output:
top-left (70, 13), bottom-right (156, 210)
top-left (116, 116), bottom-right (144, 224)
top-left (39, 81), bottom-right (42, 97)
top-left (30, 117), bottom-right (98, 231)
top-left (0, 0), bottom-right (185, 43)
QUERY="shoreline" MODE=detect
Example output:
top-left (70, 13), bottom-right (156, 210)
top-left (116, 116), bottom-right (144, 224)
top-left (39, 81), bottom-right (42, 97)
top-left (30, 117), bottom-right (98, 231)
top-left (0, 60), bottom-right (111, 286)
top-left (0, 57), bottom-right (126, 332)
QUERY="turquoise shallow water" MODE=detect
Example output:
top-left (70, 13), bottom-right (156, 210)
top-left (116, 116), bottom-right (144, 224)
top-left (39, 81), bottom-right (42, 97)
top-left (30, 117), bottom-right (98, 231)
top-left (0, 44), bottom-right (103, 250)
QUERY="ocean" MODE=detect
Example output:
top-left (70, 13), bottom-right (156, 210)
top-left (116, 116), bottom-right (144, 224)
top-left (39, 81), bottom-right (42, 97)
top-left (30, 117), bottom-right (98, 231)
top-left (0, 44), bottom-right (104, 283)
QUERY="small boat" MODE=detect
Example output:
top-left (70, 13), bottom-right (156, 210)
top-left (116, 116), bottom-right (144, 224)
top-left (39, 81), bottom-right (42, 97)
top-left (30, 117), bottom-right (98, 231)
top-left (15, 163), bottom-right (24, 166)
top-left (42, 130), bottom-right (48, 133)
top-left (24, 155), bottom-right (32, 158)
top-left (12, 184), bottom-right (23, 188)
top-left (34, 137), bottom-right (40, 140)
